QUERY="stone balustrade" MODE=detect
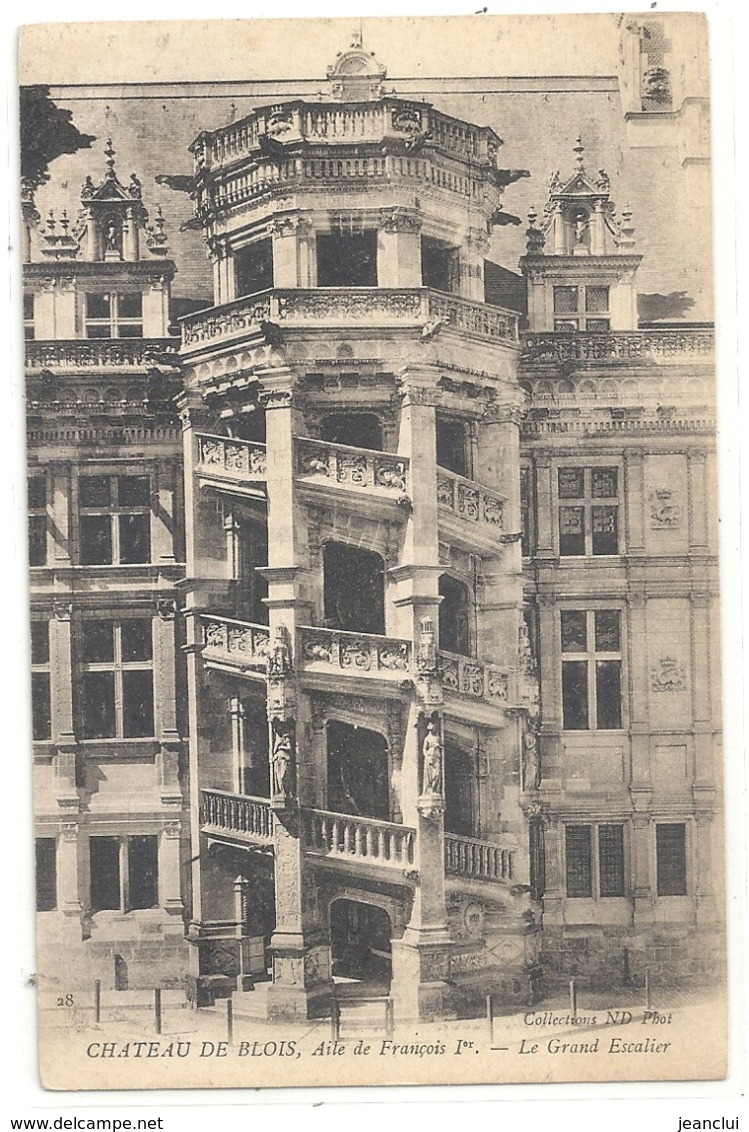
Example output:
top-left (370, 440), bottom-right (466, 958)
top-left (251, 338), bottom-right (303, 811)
top-left (201, 790), bottom-right (274, 844)
top-left (296, 437), bottom-right (409, 496)
top-left (25, 338), bottom-right (178, 369)
top-left (521, 329), bottom-right (714, 366)
top-left (444, 833), bottom-right (515, 883)
top-left (195, 100), bottom-right (493, 172)
top-left (436, 468), bottom-right (505, 529)
top-left (299, 626), bottom-right (411, 677)
top-left (182, 288), bottom-right (518, 350)
top-left (439, 650), bottom-right (512, 706)
top-left (196, 433), bottom-right (268, 482)
top-left (200, 615), bottom-right (271, 671)
top-left (302, 808), bottom-right (416, 870)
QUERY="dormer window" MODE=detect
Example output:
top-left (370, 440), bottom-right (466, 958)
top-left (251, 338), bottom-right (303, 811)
top-left (85, 292), bottom-right (143, 338)
top-left (553, 285), bottom-right (610, 332)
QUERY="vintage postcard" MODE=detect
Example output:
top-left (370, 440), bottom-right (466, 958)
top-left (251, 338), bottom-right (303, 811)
top-left (19, 12), bottom-right (729, 1091)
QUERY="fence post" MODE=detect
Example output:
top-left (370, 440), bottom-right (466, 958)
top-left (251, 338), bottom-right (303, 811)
top-left (331, 992), bottom-right (340, 1041)
top-left (623, 947), bottom-right (631, 986)
top-left (94, 980), bottom-right (101, 1024)
top-left (645, 966), bottom-right (651, 1010)
top-left (154, 988), bottom-right (162, 1035)
top-left (486, 994), bottom-right (494, 1043)
top-left (226, 997), bottom-right (234, 1045)
top-left (569, 978), bottom-right (577, 1019)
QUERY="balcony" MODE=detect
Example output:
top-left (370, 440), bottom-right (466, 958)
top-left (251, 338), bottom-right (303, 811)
top-left (436, 468), bottom-right (505, 535)
top-left (201, 790), bottom-right (273, 847)
top-left (200, 615), bottom-right (270, 677)
top-left (296, 437), bottom-right (409, 505)
top-left (25, 338), bottom-right (178, 371)
top-left (299, 626), bottom-right (411, 682)
top-left (521, 328), bottom-right (714, 368)
top-left (444, 833), bottom-right (515, 884)
top-left (439, 650), bottom-right (513, 708)
top-left (195, 433), bottom-right (267, 493)
top-left (301, 809), bottom-right (416, 875)
top-left (181, 288), bottom-right (519, 353)
top-left (194, 100), bottom-right (495, 173)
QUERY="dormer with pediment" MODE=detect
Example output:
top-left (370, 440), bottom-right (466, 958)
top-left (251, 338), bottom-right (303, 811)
top-left (24, 141), bottom-right (175, 342)
top-left (519, 139), bottom-right (642, 332)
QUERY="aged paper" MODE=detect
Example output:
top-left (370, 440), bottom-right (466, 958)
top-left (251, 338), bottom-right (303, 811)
top-left (19, 12), bottom-right (730, 1091)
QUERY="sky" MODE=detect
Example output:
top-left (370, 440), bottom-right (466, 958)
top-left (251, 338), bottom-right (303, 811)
top-left (21, 12), bottom-right (714, 317)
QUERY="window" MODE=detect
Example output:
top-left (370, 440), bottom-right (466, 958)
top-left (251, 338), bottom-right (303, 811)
top-left (323, 542), bottom-right (385, 635)
top-left (79, 474), bottom-right (151, 565)
top-left (31, 621), bottom-right (52, 741)
top-left (24, 293), bottom-right (35, 340)
top-left (656, 823), bottom-right (687, 896)
top-left (444, 743), bottom-right (475, 836)
top-left (81, 619), bottom-right (154, 739)
top-left (90, 834), bottom-right (159, 912)
top-left (421, 236), bottom-right (458, 293)
top-left (85, 292), bottom-right (143, 338)
top-left (439, 574), bottom-right (472, 657)
top-left (561, 609), bottom-right (623, 730)
top-left (28, 475), bottom-right (47, 566)
top-left (317, 231), bottom-right (377, 288)
top-left (565, 823), bottom-right (626, 898)
top-left (36, 837), bottom-right (57, 911)
top-left (320, 413), bottom-right (383, 451)
top-left (558, 466), bottom-right (619, 556)
top-left (436, 413), bottom-right (470, 477)
top-left (553, 285), bottom-right (610, 332)
top-left (235, 239), bottom-right (273, 298)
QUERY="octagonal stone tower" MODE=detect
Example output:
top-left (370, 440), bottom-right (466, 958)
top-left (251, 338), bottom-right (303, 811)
top-left (179, 38), bottom-right (540, 1021)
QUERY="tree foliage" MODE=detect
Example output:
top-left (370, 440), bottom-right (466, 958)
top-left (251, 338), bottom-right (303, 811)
top-left (20, 85), bottom-right (96, 193)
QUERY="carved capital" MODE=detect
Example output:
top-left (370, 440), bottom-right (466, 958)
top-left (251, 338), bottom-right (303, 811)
top-left (258, 388), bottom-right (293, 411)
top-left (53, 600), bottom-right (73, 622)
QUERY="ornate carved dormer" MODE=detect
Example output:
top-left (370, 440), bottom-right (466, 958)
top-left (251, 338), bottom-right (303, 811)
top-left (325, 31), bottom-right (387, 102)
top-left (533, 138), bottom-right (625, 258)
top-left (519, 139), bottom-right (642, 332)
top-left (75, 140), bottom-right (168, 263)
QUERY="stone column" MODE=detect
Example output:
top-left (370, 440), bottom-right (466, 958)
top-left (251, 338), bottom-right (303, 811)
top-left (271, 216), bottom-right (305, 288)
top-left (534, 453), bottom-right (554, 558)
top-left (57, 823), bottom-right (83, 937)
top-left (628, 592), bottom-right (651, 795)
top-left (687, 449), bottom-right (708, 551)
top-left (260, 373), bottom-right (333, 1021)
top-left (49, 462), bottom-right (72, 566)
top-left (391, 694), bottom-right (452, 1022)
top-left (632, 814), bottom-right (654, 925)
top-left (390, 371), bottom-right (452, 1019)
top-left (540, 818), bottom-right (564, 923)
top-left (377, 211), bottom-right (422, 288)
top-left (459, 228), bottom-right (489, 302)
top-left (159, 820), bottom-right (184, 922)
top-left (537, 592), bottom-right (561, 781)
top-left (624, 448), bottom-right (645, 555)
top-left (152, 460), bottom-right (178, 563)
top-left (692, 810), bottom-right (716, 923)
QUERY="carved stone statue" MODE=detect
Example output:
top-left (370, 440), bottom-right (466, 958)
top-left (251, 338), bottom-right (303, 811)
top-left (104, 217), bottom-right (120, 253)
top-left (272, 728), bottom-right (295, 802)
top-left (422, 721), bottom-right (443, 796)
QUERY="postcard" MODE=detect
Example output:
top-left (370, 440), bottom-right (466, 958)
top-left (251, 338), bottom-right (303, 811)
top-left (19, 11), bottom-right (728, 1090)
